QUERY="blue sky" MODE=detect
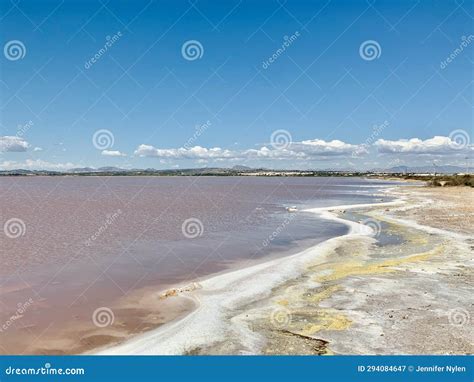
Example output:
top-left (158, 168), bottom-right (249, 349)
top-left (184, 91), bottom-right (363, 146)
top-left (0, 0), bottom-right (472, 170)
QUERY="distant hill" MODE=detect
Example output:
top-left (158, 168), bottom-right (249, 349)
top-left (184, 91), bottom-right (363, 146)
top-left (97, 166), bottom-right (127, 172)
top-left (232, 165), bottom-right (253, 171)
top-left (69, 167), bottom-right (96, 173)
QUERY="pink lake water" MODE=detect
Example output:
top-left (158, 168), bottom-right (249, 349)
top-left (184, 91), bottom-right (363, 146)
top-left (0, 176), bottom-right (395, 354)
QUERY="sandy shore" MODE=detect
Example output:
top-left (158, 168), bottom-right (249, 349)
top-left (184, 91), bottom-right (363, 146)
top-left (101, 184), bottom-right (473, 355)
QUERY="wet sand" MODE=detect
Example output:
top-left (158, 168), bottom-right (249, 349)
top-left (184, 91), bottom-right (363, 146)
top-left (103, 184), bottom-right (473, 355)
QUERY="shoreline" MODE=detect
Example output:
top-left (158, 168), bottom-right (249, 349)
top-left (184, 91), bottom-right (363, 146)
top-left (98, 189), bottom-right (407, 355)
top-left (255, 185), bottom-right (473, 355)
top-left (100, 183), bottom-right (473, 355)
top-left (0, 177), bottom-right (394, 355)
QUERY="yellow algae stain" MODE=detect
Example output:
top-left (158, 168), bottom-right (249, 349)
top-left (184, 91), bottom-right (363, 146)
top-left (301, 311), bottom-right (351, 336)
top-left (304, 285), bottom-right (341, 304)
top-left (402, 230), bottom-right (429, 245)
top-left (277, 299), bottom-right (289, 306)
top-left (315, 245), bottom-right (444, 283)
top-left (316, 260), bottom-right (390, 283)
top-left (268, 244), bottom-right (445, 348)
top-left (377, 245), bottom-right (443, 267)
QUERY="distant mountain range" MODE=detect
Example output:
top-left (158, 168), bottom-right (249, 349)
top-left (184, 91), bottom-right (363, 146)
top-left (68, 166), bottom-right (126, 173)
top-left (0, 164), bottom-right (470, 176)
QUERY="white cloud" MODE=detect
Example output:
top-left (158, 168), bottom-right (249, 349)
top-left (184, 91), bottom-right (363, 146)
top-left (0, 136), bottom-right (30, 152)
top-left (134, 145), bottom-right (235, 159)
top-left (134, 139), bottom-right (365, 161)
top-left (33, 147), bottom-right (43, 152)
top-left (102, 150), bottom-right (127, 157)
top-left (0, 159), bottom-right (78, 171)
top-left (375, 136), bottom-right (472, 154)
top-left (247, 139), bottom-right (365, 159)
top-left (298, 139), bottom-right (365, 155)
